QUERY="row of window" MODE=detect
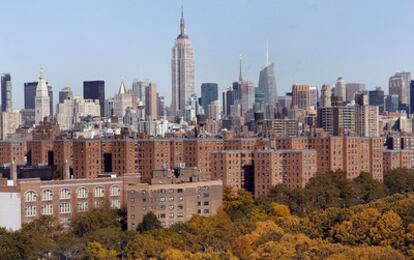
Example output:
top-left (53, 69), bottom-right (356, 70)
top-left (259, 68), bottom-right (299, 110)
top-left (25, 199), bottom-right (121, 217)
top-left (24, 185), bottom-right (121, 202)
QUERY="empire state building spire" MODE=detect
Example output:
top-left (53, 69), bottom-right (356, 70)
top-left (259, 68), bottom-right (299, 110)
top-left (178, 3), bottom-right (188, 39)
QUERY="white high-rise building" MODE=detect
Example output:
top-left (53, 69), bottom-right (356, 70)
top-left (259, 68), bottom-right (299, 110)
top-left (320, 84), bottom-right (332, 108)
top-left (56, 96), bottom-right (100, 130)
top-left (171, 6), bottom-right (195, 116)
top-left (35, 68), bottom-right (50, 124)
top-left (334, 77), bottom-right (346, 101)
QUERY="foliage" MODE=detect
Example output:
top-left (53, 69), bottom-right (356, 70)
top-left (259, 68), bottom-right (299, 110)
top-left (137, 211), bottom-right (162, 233)
top-left (3, 168), bottom-right (414, 258)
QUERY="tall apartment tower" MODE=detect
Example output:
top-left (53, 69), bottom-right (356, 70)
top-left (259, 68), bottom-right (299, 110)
top-left (320, 84), bottom-right (332, 108)
top-left (389, 72), bottom-right (411, 105)
top-left (258, 45), bottom-right (277, 106)
top-left (35, 68), bottom-right (50, 124)
top-left (334, 77), bottom-right (346, 102)
top-left (83, 81), bottom-right (105, 117)
top-left (1, 74), bottom-right (12, 112)
top-left (24, 82), bottom-right (38, 109)
top-left (201, 83), bottom-right (218, 116)
top-left (171, 6), bottom-right (195, 116)
top-left (291, 84), bottom-right (310, 110)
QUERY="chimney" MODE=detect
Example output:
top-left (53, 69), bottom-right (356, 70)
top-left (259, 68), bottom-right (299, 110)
top-left (10, 161), bottom-right (17, 186)
top-left (64, 160), bottom-right (70, 180)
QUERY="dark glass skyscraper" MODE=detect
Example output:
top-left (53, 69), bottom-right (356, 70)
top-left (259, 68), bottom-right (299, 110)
top-left (201, 83), bottom-right (218, 115)
top-left (83, 81), bottom-right (105, 116)
top-left (24, 82), bottom-right (38, 109)
top-left (368, 87), bottom-right (385, 113)
top-left (1, 73), bottom-right (12, 111)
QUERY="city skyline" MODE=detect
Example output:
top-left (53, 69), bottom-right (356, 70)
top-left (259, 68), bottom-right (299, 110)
top-left (1, 1), bottom-right (414, 109)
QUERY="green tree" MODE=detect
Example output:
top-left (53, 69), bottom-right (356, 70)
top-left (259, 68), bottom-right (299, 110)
top-left (137, 212), bottom-right (162, 233)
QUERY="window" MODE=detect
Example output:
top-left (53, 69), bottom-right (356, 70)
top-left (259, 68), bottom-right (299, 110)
top-left (77, 187), bottom-right (88, 199)
top-left (25, 205), bottom-right (36, 217)
top-left (111, 199), bottom-right (121, 209)
top-left (110, 185), bottom-right (121, 196)
top-left (168, 205), bottom-right (174, 210)
top-left (169, 213), bottom-right (174, 218)
top-left (159, 197), bottom-right (165, 202)
top-left (25, 191), bottom-right (37, 202)
top-left (42, 190), bottom-right (53, 201)
top-left (177, 204), bottom-right (183, 210)
top-left (159, 213), bottom-right (166, 219)
top-left (177, 212), bottom-right (184, 218)
top-left (204, 209), bottom-right (210, 214)
top-left (178, 196), bottom-right (183, 201)
top-left (78, 201), bottom-right (88, 212)
top-left (168, 196), bottom-right (174, 201)
top-left (60, 202), bottom-right (71, 214)
top-left (94, 186), bottom-right (105, 197)
top-left (60, 189), bottom-right (71, 200)
top-left (41, 204), bottom-right (53, 215)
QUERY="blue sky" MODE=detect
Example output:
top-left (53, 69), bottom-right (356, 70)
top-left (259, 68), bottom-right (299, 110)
top-left (1, 0), bottom-right (414, 108)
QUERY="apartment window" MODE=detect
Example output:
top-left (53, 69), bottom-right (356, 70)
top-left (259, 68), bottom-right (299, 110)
top-left (177, 204), bottom-right (183, 210)
top-left (168, 205), bottom-right (174, 210)
top-left (94, 186), bottom-right (105, 198)
top-left (159, 197), bottom-right (166, 202)
top-left (24, 205), bottom-right (36, 217)
top-left (111, 199), bottom-right (121, 209)
top-left (160, 213), bottom-right (166, 219)
top-left (177, 212), bottom-right (183, 218)
top-left (168, 196), bottom-right (174, 201)
top-left (42, 190), bottom-right (53, 201)
top-left (78, 201), bottom-right (88, 212)
top-left (204, 209), bottom-right (210, 214)
top-left (110, 185), bottom-right (121, 196)
top-left (160, 205), bottom-right (166, 210)
top-left (60, 202), bottom-right (71, 214)
top-left (203, 201), bottom-right (209, 206)
top-left (168, 213), bottom-right (174, 218)
top-left (25, 191), bottom-right (37, 202)
top-left (77, 187), bottom-right (88, 199)
top-left (41, 204), bottom-right (53, 215)
top-left (178, 196), bottom-right (183, 201)
top-left (60, 189), bottom-right (71, 200)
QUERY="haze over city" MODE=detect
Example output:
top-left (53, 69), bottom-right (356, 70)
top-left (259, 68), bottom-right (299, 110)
top-left (1, 0), bottom-right (414, 108)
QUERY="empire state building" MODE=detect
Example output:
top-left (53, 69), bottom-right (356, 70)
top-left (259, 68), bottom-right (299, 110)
top-left (171, 7), bottom-right (195, 116)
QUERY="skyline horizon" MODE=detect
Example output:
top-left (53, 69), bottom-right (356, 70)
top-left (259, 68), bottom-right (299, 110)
top-left (1, 1), bottom-right (414, 109)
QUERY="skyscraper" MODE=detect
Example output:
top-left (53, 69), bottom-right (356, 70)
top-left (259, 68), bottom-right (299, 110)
top-left (320, 84), bottom-right (332, 108)
top-left (83, 80), bottom-right (105, 116)
top-left (24, 82), bottom-right (38, 109)
top-left (410, 80), bottom-right (414, 113)
top-left (35, 68), bottom-right (50, 124)
top-left (369, 87), bottom-right (385, 113)
top-left (389, 72), bottom-right (411, 105)
top-left (334, 77), bottom-right (346, 101)
top-left (1, 74), bottom-right (12, 112)
top-left (258, 45), bottom-right (277, 106)
top-left (145, 83), bottom-right (158, 120)
top-left (59, 87), bottom-right (72, 103)
top-left (345, 83), bottom-right (365, 103)
top-left (171, 6), bottom-right (195, 116)
top-left (48, 85), bottom-right (53, 115)
top-left (291, 84), bottom-right (310, 110)
top-left (201, 83), bottom-right (218, 115)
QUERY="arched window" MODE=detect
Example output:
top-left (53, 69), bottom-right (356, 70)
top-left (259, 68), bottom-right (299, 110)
top-left (42, 190), bottom-right (53, 201)
top-left (60, 188), bottom-right (71, 200)
top-left (77, 187), bottom-right (88, 199)
top-left (25, 191), bottom-right (37, 202)
top-left (110, 185), bottom-right (121, 196)
top-left (94, 186), bottom-right (104, 198)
